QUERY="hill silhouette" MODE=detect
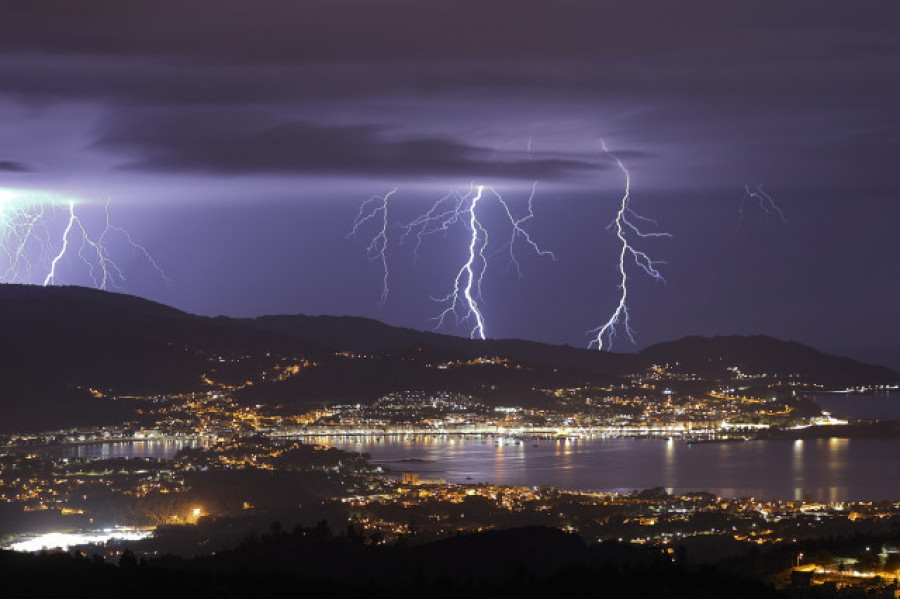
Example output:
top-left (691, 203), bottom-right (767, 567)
top-left (240, 313), bottom-right (635, 375)
top-left (239, 314), bottom-right (898, 387)
top-left (0, 285), bottom-right (328, 432)
top-left (0, 526), bottom-right (783, 599)
top-left (636, 334), bottom-right (898, 386)
top-left (0, 285), bottom-right (895, 432)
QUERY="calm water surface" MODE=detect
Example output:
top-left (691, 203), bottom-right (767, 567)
top-left (320, 392), bottom-right (900, 501)
top-left (321, 435), bottom-right (900, 501)
top-left (55, 439), bottom-right (199, 460)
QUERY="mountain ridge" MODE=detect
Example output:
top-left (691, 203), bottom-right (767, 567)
top-left (237, 313), bottom-right (898, 385)
top-left (0, 285), bottom-right (896, 432)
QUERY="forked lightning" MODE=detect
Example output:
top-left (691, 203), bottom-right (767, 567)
top-left (590, 141), bottom-right (670, 351)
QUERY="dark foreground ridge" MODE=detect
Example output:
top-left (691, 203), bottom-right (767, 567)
top-left (0, 526), bottom-right (783, 599)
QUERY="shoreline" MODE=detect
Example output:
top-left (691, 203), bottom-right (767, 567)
top-left (4, 419), bottom-right (900, 456)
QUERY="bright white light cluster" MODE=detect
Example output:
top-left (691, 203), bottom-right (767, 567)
top-left (5, 527), bottom-right (153, 552)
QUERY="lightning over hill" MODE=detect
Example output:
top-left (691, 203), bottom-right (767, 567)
top-left (352, 183), bottom-right (555, 339)
top-left (0, 190), bottom-right (168, 290)
top-left (590, 141), bottom-right (670, 351)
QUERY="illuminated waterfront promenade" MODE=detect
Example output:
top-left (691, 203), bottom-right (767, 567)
top-left (273, 423), bottom-right (726, 439)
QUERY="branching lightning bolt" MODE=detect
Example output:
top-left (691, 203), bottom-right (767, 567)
top-left (353, 182), bottom-right (555, 339)
top-left (432, 185), bottom-right (489, 339)
top-left (0, 190), bottom-right (168, 289)
top-left (399, 189), bottom-right (467, 260)
top-left (43, 201), bottom-right (77, 286)
top-left (349, 188), bottom-right (397, 305)
top-left (738, 183), bottom-right (786, 230)
top-left (589, 140), bottom-right (670, 351)
top-left (0, 197), bottom-right (48, 282)
top-left (103, 204), bottom-right (171, 285)
top-left (490, 182), bottom-right (556, 278)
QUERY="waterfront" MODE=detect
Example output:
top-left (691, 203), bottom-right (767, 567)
top-left (25, 392), bottom-right (898, 502)
top-left (320, 434), bottom-right (900, 501)
top-left (29, 433), bottom-right (900, 501)
top-left (54, 439), bottom-right (200, 460)
top-left (812, 391), bottom-right (900, 420)
top-left (311, 392), bottom-right (900, 500)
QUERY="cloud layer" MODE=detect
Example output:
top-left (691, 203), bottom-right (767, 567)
top-left (0, 160), bottom-right (31, 173)
top-left (0, 1), bottom-right (896, 188)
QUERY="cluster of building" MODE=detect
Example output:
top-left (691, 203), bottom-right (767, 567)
top-left (290, 375), bottom-right (825, 439)
top-left (340, 475), bottom-right (900, 550)
top-left (0, 434), bottom-right (378, 536)
top-left (2, 355), bottom-right (855, 455)
top-left (2, 350), bottom-right (890, 577)
top-left (0, 452), bottom-right (184, 525)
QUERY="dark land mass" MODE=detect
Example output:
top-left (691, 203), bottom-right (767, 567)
top-left (637, 335), bottom-right (898, 386)
top-left (0, 285), bottom-right (330, 432)
top-left (0, 285), bottom-right (896, 432)
top-left (242, 313), bottom-right (637, 375)
top-left (8, 512), bottom-right (900, 598)
top-left (241, 315), bottom-right (899, 387)
top-left (232, 348), bottom-right (596, 410)
top-left (0, 525), bottom-right (784, 599)
top-left (761, 420), bottom-right (900, 440)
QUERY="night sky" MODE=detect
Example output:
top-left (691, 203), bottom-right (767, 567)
top-left (1, 1), bottom-right (898, 368)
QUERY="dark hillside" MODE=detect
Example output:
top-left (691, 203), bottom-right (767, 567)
top-left (637, 335), bottom-right (898, 386)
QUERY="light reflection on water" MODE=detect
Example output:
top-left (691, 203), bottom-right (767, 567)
top-left (40, 390), bottom-right (899, 501)
top-left (54, 440), bottom-right (199, 460)
top-left (312, 434), bottom-right (900, 501)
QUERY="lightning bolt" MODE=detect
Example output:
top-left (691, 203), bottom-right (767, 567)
top-left (0, 190), bottom-right (168, 289)
top-left (590, 140), bottom-right (670, 351)
top-left (398, 189), bottom-right (467, 260)
top-left (102, 201), bottom-right (171, 286)
top-left (0, 194), bottom-right (48, 283)
top-left (433, 185), bottom-right (489, 339)
top-left (490, 182), bottom-right (556, 278)
top-left (43, 201), bottom-right (77, 286)
top-left (739, 183), bottom-right (786, 230)
top-left (353, 182), bottom-right (555, 339)
top-left (348, 188), bottom-right (397, 305)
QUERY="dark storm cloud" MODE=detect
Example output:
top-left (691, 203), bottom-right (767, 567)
top-left (96, 115), bottom-right (605, 180)
top-left (0, 0), bottom-right (897, 191)
top-left (815, 129), bottom-right (900, 164)
top-left (799, 129), bottom-right (900, 190)
top-left (1, 0), bottom-right (898, 107)
top-left (0, 160), bottom-right (32, 173)
top-left (0, 0), bottom-right (897, 369)
top-left (1, 0), bottom-right (897, 65)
